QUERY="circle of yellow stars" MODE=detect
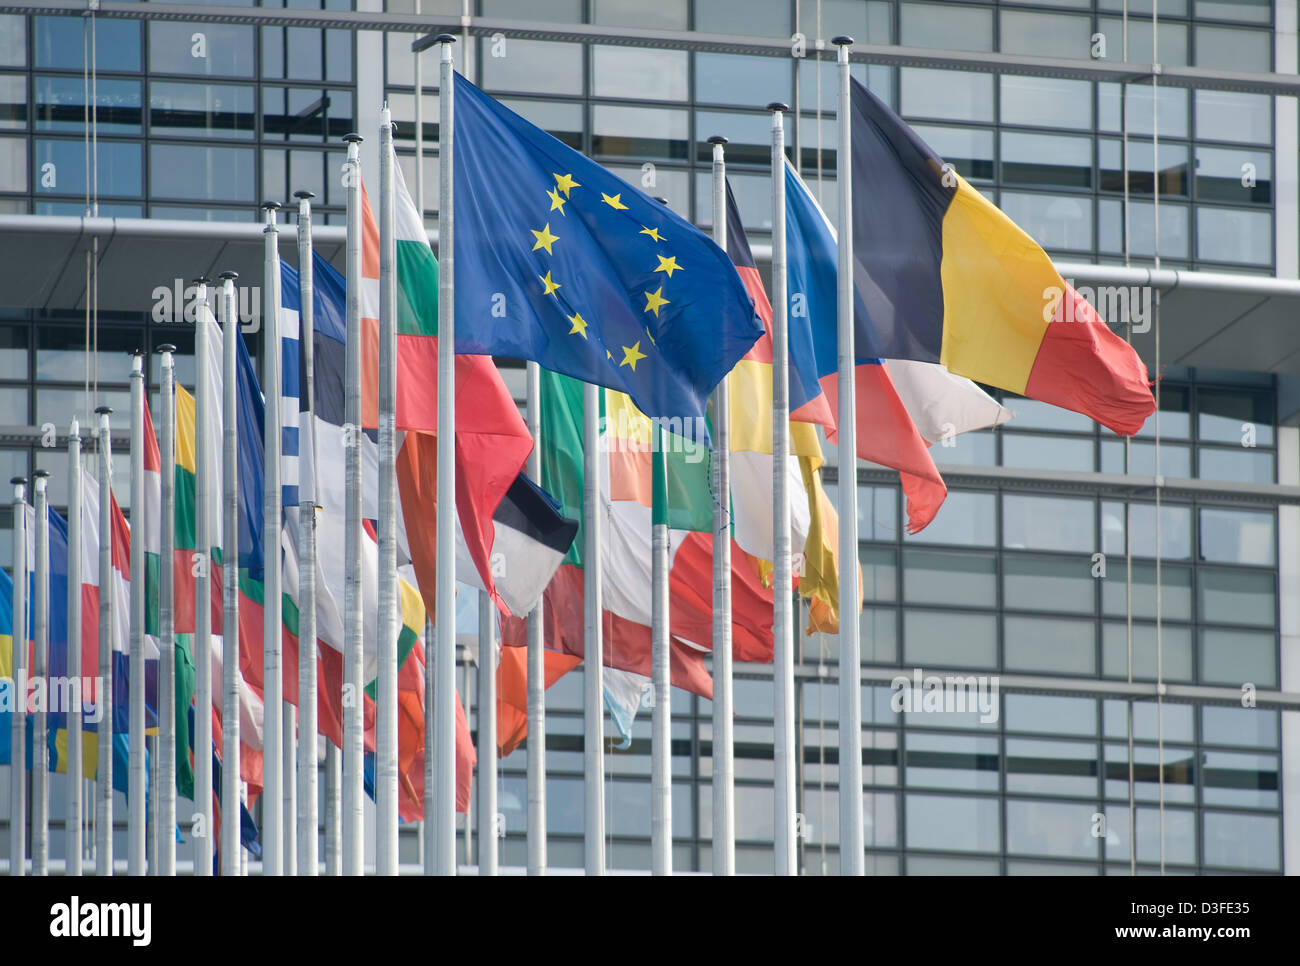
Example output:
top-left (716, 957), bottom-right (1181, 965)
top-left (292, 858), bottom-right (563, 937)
top-left (525, 171), bottom-right (684, 376)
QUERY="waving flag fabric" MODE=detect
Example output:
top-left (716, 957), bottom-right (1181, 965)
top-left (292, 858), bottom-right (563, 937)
top-left (452, 71), bottom-right (763, 432)
top-left (845, 78), bottom-right (1154, 435)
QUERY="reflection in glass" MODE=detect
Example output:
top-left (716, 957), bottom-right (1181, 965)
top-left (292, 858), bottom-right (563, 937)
top-left (150, 144), bottom-right (255, 201)
top-left (592, 105), bottom-right (688, 161)
top-left (35, 139), bottom-right (142, 198)
top-left (1200, 627), bottom-right (1276, 686)
top-left (1100, 621), bottom-right (1193, 681)
top-left (149, 22), bottom-right (255, 77)
top-left (1004, 615), bottom-right (1095, 675)
top-left (36, 76), bottom-right (140, 135)
top-left (1197, 206), bottom-right (1272, 266)
top-left (1002, 554), bottom-right (1095, 614)
top-left (1000, 75), bottom-right (1091, 130)
top-left (906, 794), bottom-right (1000, 852)
top-left (592, 45), bottom-right (687, 102)
top-left (1006, 799), bottom-right (1098, 859)
top-left (900, 68), bottom-right (993, 123)
top-left (1003, 494), bottom-right (1095, 553)
top-left (150, 81), bottom-right (254, 139)
top-left (1199, 507), bottom-right (1275, 566)
top-left (1198, 568), bottom-right (1276, 628)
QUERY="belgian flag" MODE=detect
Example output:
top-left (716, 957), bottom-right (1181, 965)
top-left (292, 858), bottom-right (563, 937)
top-left (847, 78), bottom-right (1155, 436)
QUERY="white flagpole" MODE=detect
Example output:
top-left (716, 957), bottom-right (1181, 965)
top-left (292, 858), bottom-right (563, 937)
top-left (8, 475), bottom-right (26, 877)
top-left (376, 107), bottom-right (400, 877)
top-left (32, 469), bottom-right (49, 876)
top-left (707, 134), bottom-right (735, 877)
top-left (157, 343), bottom-right (177, 876)
top-left (833, 35), bottom-right (865, 877)
top-left (433, 33), bottom-right (459, 876)
top-left (768, 101), bottom-right (797, 877)
top-left (94, 408), bottom-right (113, 876)
top-left (525, 360), bottom-right (546, 876)
top-left (67, 417), bottom-right (84, 876)
top-left (341, 131), bottom-right (365, 878)
top-left (582, 380), bottom-right (604, 877)
top-left (650, 430), bottom-right (671, 876)
top-left (218, 272), bottom-right (242, 877)
top-left (324, 742), bottom-right (340, 874)
top-left (128, 352), bottom-right (146, 876)
top-left (294, 189), bottom-right (320, 877)
top-left (192, 280), bottom-right (214, 877)
top-left (261, 201), bottom-right (284, 877)
top-left (476, 594), bottom-right (497, 875)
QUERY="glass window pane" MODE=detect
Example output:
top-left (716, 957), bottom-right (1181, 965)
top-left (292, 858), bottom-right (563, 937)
top-left (1003, 554), bottom-right (1095, 614)
top-left (1006, 739), bottom-right (1098, 796)
top-left (1098, 199), bottom-right (1190, 260)
top-left (903, 609), bottom-right (997, 669)
top-left (1202, 811), bottom-right (1279, 870)
top-left (1001, 397), bottom-right (1093, 433)
top-left (0, 15), bottom-right (25, 67)
top-left (1000, 75), bottom-right (1092, 131)
top-left (1195, 90), bottom-right (1271, 145)
top-left (905, 733), bottom-right (999, 791)
top-left (1198, 568), bottom-right (1275, 628)
top-left (695, 53), bottom-right (791, 109)
top-left (1200, 627), bottom-right (1276, 687)
top-left (1105, 805), bottom-right (1198, 866)
top-left (1000, 190), bottom-right (1093, 252)
top-left (1000, 11), bottom-right (1092, 59)
top-left (1101, 621), bottom-right (1193, 681)
top-left (593, 0), bottom-right (687, 29)
top-left (859, 546), bottom-right (897, 603)
top-left (693, 109), bottom-right (780, 167)
top-left (1197, 206), bottom-right (1272, 266)
top-left (592, 45), bottom-right (688, 102)
top-left (905, 490), bottom-right (996, 546)
top-left (1201, 751), bottom-right (1278, 809)
top-left (1005, 693), bottom-right (1096, 736)
top-left (325, 30), bottom-right (352, 84)
top-left (0, 325), bottom-right (27, 379)
top-left (1099, 84), bottom-right (1189, 138)
top-left (1100, 501), bottom-right (1192, 560)
top-left (1196, 146), bottom-right (1271, 204)
top-left (1002, 433), bottom-right (1094, 472)
top-left (1136, 386), bottom-right (1191, 438)
top-left (1001, 132), bottom-right (1092, 189)
top-left (0, 386), bottom-right (26, 423)
top-left (1095, 17), bottom-right (1189, 66)
top-left (149, 22), bottom-right (255, 77)
top-left (1103, 699), bottom-right (1193, 742)
top-left (902, 549), bottom-right (995, 607)
top-left (150, 144), bottom-right (255, 202)
top-left (901, 2), bottom-right (992, 52)
top-left (901, 68), bottom-right (993, 123)
top-left (1007, 799), bottom-right (1098, 859)
top-left (1196, 26), bottom-right (1271, 71)
top-left (480, 39), bottom-right (583, 96)
top-left (1098, 138), bottom-right (1190, 197)
top-left (931, 428), bottom-right (996, 466)
top-left (1198, 389), bottom-right (1273, 445)
top-left (1105, 743), bottom-right (1196, 803)
top-left (1003, 494), bottom-right (1095, 553)
top-left (592, 104), bottom-right (688, 161)
top-left (1195, 0), bottom-right (1270, 21)
top-left (905, 794), bottom-right (1000, 852)
top-left (1199, 508), bottom-right (1274, 566)
top-left (1005, 615), bottom-right (1096, 674)
top-left (1101, 561), bottom-right (1193, 620)
top-left (0, 73), bottom-right (23, 130)
top-left (1201, 706), bottom-right (1277, 748)
top-left (36, 16), bottom-right (139, 72)
top-left (35, 139), bottom-right (142, 198)
top-left (0, 136), bottom-right (25, 192)
top-left (1099, 440), bottom-right (1193, 477)
top-left (695, 1), bottom-right (790, 36)
top-left (911, 124), bottom-right (994, 183)
top-left (36, 76), bottom-right (140, 135)
top-left (35, 389), bottom-right (130, 431)
top-left (285, 27), bottom-right (322, 81)
top-left (150, 81), bottom-right (255, 140)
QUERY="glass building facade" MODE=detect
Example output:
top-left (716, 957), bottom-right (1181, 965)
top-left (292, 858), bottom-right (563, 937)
top-left (0, 1), bottom-right (1296, 874)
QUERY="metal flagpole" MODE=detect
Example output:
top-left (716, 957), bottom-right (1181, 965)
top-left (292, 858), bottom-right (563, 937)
top-left (832, 36), bottom-right (865, 877)
top-left (94, 409), bottom-right (113, 875)
top-left (707, 134), bottom-right (735, 877)
top-left (341, 131), bottom-right (365, 878)
top-left (582, 380), bottom-right (604, 877)
top-left (768, 101), bottom-right (797, 877)
top-left (477, 594), bottom-right (497, 875)
top-left (67, 418), bottom-right (84, 876)
top-left (284, 702), bottom-right (296, 874)
top-left (413, 0), bottom-right (424, 216)
top-left (128, 352), bottom-right (146, 876)
top-left (9, 475), bottom-right (26, 877)
top-left (650, 425), bottom-right (671, 876)
top-left (376, 106), bottom-right (400, 877)
top-left (218, 272), bottom-right (242, 877)
top-left (192, 281), bottom-right (214, 877)
top-left (294, 189), bottom-right (319, 877)
top-left (324, 743), bottom-right (340, 874)
top-left (261, 201), bottom-right (284, 877)
top-left (525, 361), bottom-right (546, 876)
top-left (32, 469), bottom-right (49, 876)
top-left (157, 344), bottom-right (177, 876)
top-left (433, 33), bottom-right (458, 877)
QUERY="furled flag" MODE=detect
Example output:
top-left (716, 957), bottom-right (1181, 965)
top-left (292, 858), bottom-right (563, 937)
top-left (844, 78), bottom-right (1154, 435)
top-left (452, 71), bottom-right (763, 431)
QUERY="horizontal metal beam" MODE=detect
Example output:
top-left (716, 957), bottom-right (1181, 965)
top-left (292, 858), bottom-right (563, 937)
top-left (13, 3), bottom-right (1300, 96)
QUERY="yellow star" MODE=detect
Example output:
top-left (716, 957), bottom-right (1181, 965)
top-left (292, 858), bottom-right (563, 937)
top-left (547, 188), bottom-right (567, 215)
top-left (640, 226), bottom-right (664, 242)
top-left (654, 254), bottom-right (682, 278)
top-left (602, 192), bottom-right (629, 210)
top-left (567, 311), bottom-right (588, 338)
top-left (530, 223), bottom-right (559, 255)
top-left (644, 286), bottom-right (670, 316)
top-left (539, 270), bottom-right (561, 297)
top-left (553, 172), bottom-right (580, 197)
top-left (620, 341), bottom-right (647, 371)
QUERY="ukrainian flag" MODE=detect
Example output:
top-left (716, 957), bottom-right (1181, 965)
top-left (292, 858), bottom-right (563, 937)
top-left (846, 78), bottom-right (1155, 436)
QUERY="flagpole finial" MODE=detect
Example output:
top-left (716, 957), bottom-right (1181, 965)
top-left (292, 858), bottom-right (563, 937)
top-left (10, 475), bottom-right (26, 487)
top-left (156, 343), bottom-right (177, 356)
top-left (832, 35), bottom-right (854, 46)
top-left (435, 33), bottom-right (456, 44)
top-left (707, 135), bottom-right (729, 146)
top-left (193, 275), bottom-right (211, 286)
top-left (767, 102), bottom-right (789, 114)
top-left (94, 406), bottom-right (112, 416)
top-left (294, 189), bottom-right (316, 201)
top-left (33, 468), bottom-right (49, 482)
top-left (653, 196), bottom-right (669, 206)
top-left (343, 133), bottom-right (364, 145)
top-left (219, 270), bottom-right (238, 282)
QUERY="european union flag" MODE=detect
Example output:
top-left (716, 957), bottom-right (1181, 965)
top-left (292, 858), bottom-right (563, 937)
top-left (452, 72), bottom-right (763, 437)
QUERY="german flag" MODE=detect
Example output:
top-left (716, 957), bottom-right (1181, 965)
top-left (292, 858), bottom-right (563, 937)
top-left (847, 79), bottom-right (1155, 436)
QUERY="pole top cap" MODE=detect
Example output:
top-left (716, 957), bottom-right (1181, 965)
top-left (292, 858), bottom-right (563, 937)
top-left (261, 200), bottom-right (282, 211)
top-left (707, 135), bottom-right (728, 145)
top-left (343, 132), bottom-right (364, 144)
top-left (33, 469), bottom-right (49, 480)
top-left (192, 275), bottom-right (211, 285)
top-left (436, 33), bottom-right (457, 44)
top-left (832, 35), bottom-right (854, 47)
top-left (156, 343), bottom-right (177, 355)
top-left (130, 347), bottom-right (147, 357)
top-left (94, 405), bottom-right (113, 415)
top-left (219, 270), bottom-right (238, 281)
top-left (653, 196), bottom-right (669, 206)
top-left (294, 189), bottom-right (316, 200)
top-left (10, 476), bottom-right (26, 486)
top-left (767, 101), bottom-right (790, 113)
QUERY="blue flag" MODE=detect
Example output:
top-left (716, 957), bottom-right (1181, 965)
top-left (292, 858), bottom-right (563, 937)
top-left (452, 72), bottom-right (762, 435)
